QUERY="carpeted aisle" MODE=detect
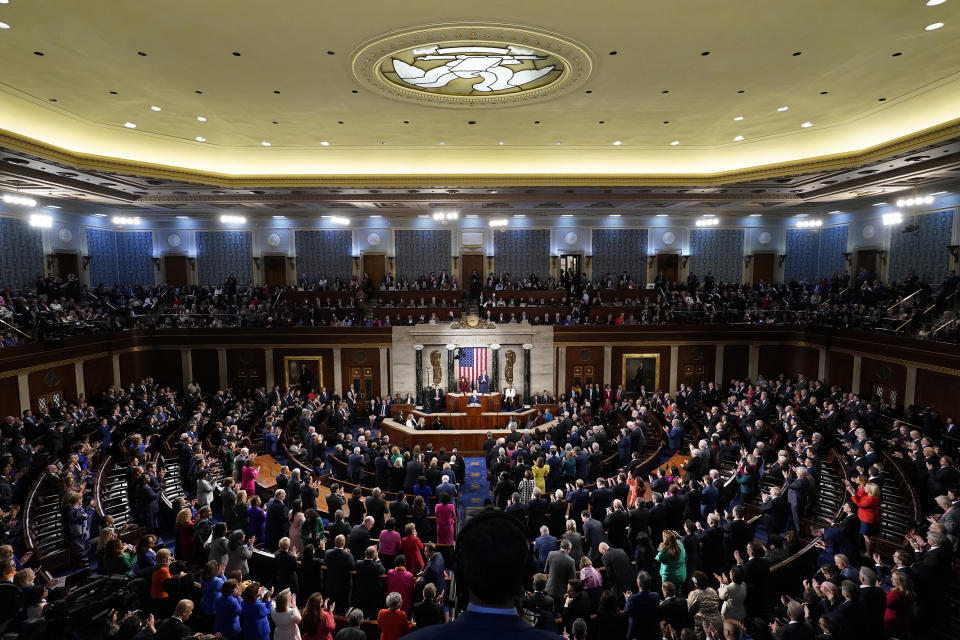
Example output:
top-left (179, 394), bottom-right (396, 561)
top-left (460, 457), bottom-right (490, 520)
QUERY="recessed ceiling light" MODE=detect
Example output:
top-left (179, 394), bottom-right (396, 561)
top-left (927, 0), bottom-right (947, 5)
top-left (261, 141), bottom-right (271, 146)
top-left (612, 140), bottom-right (622, 145)
top-left (196, 116), bottom-right (207, 122)
top-left (828, 210), bottom-right (842, 215)
top-left (150, 105), bottom-right (162, 112)
top-left (656, 214), bottom-right (669, 217)
top-left (195, 136), bottom-right (206, 142)
top-left (273, 215), bottom-right (286, 219)
top-left (439, 141), bottom-right (445, 145)
top-left (0, 22), bottom-right (11, 29)
top-left (932, 191), bottom-right (949, 195)
top-left (872, 202), bottom-right (887, 206)
top-left (609, 214), bottom-right (621, 218)
top-left (123, 122), bottom-right (137, 128)
top-left (417, 214), bottom-right (430, 219)
top-left (669, 140), bottom-right (679, 145)
top-left (0, 1), bottom-right (8, 4)
top-left (926, 22), bottom-right (944, 30)
top-left (369, 215), bottom-right (382, 218)
top-left (513, 214), bottom-right (526, 218)
top-left (733, 116), bottom-right (744, 121)
top-left (488, 190), bottom-right (499, 194)
top-left (465, 214), bottom-right (479, 218)
top-left (498, 141), bottom-right (504, 145)
top-left (749, 214), bottom-right (762, 217)
top-left (777, 106), bottom-right (789, 112)
top-left (561, 214), bottom-right (574, 217)
top-left (801, 121), bottom-right (813, 128)
top-left (93, 213), bottom-right (108, 218)
top-left (320, 141), bottom-right (330, 146)
top-left (46, 205), bottom-right (61, 209)
top-left (734, 135), bottom-right (744, 141)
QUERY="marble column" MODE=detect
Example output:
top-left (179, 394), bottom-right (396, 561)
top-left (669, 345), bottom-right (679, 391)
top-left (523, 344), bottom-right (532, 404)
top-left (851, 355), bottom-right (862, 394)
top-left (714, 345), bottom-right (724, 384)
top-left (557, 346), bottom-right (567, 394)
top-left (74, 361), bottom-right (85, 400)
top-left (748, 345), bottom-right (760, 381)
top-left (446, 347), bottom-right (455, 393)
top-left (263, 348), bottom-right (273, 390)
top-left (17, 373), bottom-right (29, 414)
top-left (379, 347), bottom-right (389, 397)
top-left (112, 353), bottom-right (121, 387)
top-left (904, 365), bottom-right (917, 409)
top-left (603, 346), bottom-right (613, 387)
top-left (181, 349), bottom-right (194, 388)
top-left (333, 348), bottom-right (343, 394)
top-left (414, 346), bottom-right (423, 406)
top-left (217, 349), bottom-right (228, 390)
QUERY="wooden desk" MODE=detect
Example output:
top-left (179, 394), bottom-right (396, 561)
top-left (252, 454), bottom-right (283, 493)
top-left (381, 417), bottom-right (557, 454)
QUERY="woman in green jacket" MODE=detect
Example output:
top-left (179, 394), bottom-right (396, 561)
top-left (655, 529), bottom-right (687, 590)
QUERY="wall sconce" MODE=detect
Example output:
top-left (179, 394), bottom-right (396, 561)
top-left (841, 252), bottom-right (853, 266)
top-left (82, 255), bottom-right (92, 271)
top-left (778, 254), bottom-right (787, 267)
top-left (681, 255), bottom-right (689, 268)
top-left (878, 250), bottom-right (888, 266)
top-left (744, 255), bottom-right (753, 267)
top-left (151, 257), bottom-right (161, 270)
top-left (948, 245), bottom-right (960, 261)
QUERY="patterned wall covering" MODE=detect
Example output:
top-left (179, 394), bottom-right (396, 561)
top-left (493, 229), bottom-right (550, 279)
top-left (591, 229), bottom-right (648, 285)
top-left (688, 229), bottom-right (744, 283)
top-left (294, 230), bottom-right (352, 281)
top-left (86, 228), bottom-right (119, 286)
top-left (196, 231), bottom-right (253, 285)
top-left (395, 230), bottom-right (452, 279)
top-left (784, 229), bottom-right (819, 282)
top-left (817, 225), bottom-right (849, 280)
top-left (116, 231), bottom-right (155, 286)
top-left (0, 216), bottom-right (43, 287)
top-left (889, 209), bottom-right (955, 283)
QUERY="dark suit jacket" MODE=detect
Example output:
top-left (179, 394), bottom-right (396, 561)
top-left (323, 547), bottom-right (355, 594)
top-left (404, 611), bottom-right (560, 640)
top-left (348, 524), bottom-right (371, 559)
top-left (624, 591), bottom-right (661, 640)
top-left (602, 547), bottom-right (636, 597)
top-left (156, 617), bottom-right (192, 640)
top-left (582, 517), bottom-right (607, 561)
top-left (775, 622), bottom-right (815, 640)
top-left (858, 585), bottom-right (886, 640)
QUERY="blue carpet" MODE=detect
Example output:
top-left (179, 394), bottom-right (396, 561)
top-left (460, 457), bottom-right (490, 520)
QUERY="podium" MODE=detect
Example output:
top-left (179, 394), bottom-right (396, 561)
top-left (445, 392), bottom-right (501, 412)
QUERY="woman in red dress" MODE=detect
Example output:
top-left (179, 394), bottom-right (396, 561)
top-left (399, 523), bottom-right (424, 575)
top-left (884, 571), bottom-right (914, 639)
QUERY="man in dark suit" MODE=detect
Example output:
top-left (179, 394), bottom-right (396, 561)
top-left (352, 546), bottom-right (387, 619)
top-left (624, 571), bottom-right (661, 640)
top-left (771, 601), bottom-right (815, 640)
top-left (477, 374), bottom-right (489, 394)
top-left (431, 384), bottom-right (444, 412)
top-left (724, 506), bottom-right (751, 569)
top-left (605, 499), bottom-right (631, 551)
top-left (349, 516), bottom-right (374, 560)
top-left (325, 534), bottom-right (356, 614)
top-left (659, 580), bottom-right (690, 632)
top-left (467, 392), bottom-right (481, 406)
top-left (265, 490), bottom-right (289, 551)
top-left (740, 541), bottom-right (770, 619)
top-left (156, 599), bottom-right (194, 640)
top-left (365, 488), bottom-right (388, 538)
top-left (599, 542), bottom-right (636, 598)
top-left (581, 510), bottom-right (607, 563)
top-left (858, 566), bottom-right (886, 640)
top-left (648, 492), bottom-right (670, 544)
top-left (761, 486), bottom-right (790, 536)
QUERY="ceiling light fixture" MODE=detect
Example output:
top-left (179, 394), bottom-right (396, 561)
top-left (795, 218), bottom-right (822, 228)
top-left (261, 141), bottom-right (271, 146)
top-left (432, 211), bottom-right (459, 222)
top-left (931, 191), bottom-right (948, 196)
top-left (609, 214), bottom-right (622, 218)
top-left (150, 105), bottom-right (162, 112)
top-left (612, 140), bottom-right (622, 145)
top-left (195, 136), bottom-right (206, 142)
top-left (489, 218), bottom-right (508, 227)
top-left (112, 216), bottom-right (141, 226)
top-left (828, 210), bottom-right (842, 215)
top-left (656, 214), bottom-right (669, 217)
top-left (330, 216), bottom-right (350, 225)
top-left (872, 202), bottom-right (887, 206)
top-left (320, 141), bottom-right (330, 146)
top-left (670, 140), bottom-right (679, 145)
top-left (749, 214), bottom-right (763, 217)
top-left (512, 214), bottom-right (526, 218)
top-left (220, 215), bottom-right (246, 224)
top-left (0, 22), bottom-right (10, 30)
top-left (777, 106), bottom-right (789, 112)
top-left (882, 212), bottom-right (904, 226)
top-left (696, 217), bottom-right (720, 226)
top-left (561, 214), bottom-right (574, 217)
top-left (93, 213), bottom-right (108, 218)
top-left (733, 116), bottom-right (744, 121)
top-left (197, 116), bottom-right (207, 122)
top-left (498, 141), bottom-right (504, 145)
top-left (273, 215), bottom-right (287, 219)
top-left (2, 194), bottom-right (38, 207)
top-left (29, 214), bottom-right (52, 228)
top-left (801, 121), bottom-right (813, 128)
top-left (927, 0), bottom-right (947, 5)
top-left (465, 214), bottom-right (479, 219)
top-left (176, 216), bottom-right (190, 220)
top-left (123, 122), bottom-right (137, 128)
top-left (925, 22), bottom-right (945, 30)
top-left (46, 205), bottom-right (61, 210)
top-left (896, 195), bottom-right (935, 207)
top-left (734, 135), bottom-right (744, 141)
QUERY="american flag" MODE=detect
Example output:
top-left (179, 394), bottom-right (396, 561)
top-left (458, 346), bottom-right (487, 385)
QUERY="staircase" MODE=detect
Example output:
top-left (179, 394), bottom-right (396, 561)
top-left (99, 458), bottom-right (134, 528)
top-left (158, 453), bottom-right (186, 504)
top-left (26, 473), bottom-right (71, 564)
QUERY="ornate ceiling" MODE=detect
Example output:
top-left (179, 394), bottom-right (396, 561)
top-left (0, 0), bottom-right (959, 188)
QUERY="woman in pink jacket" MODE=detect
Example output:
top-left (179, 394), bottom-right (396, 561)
top-left (435, 492), bottom-right (456, 545)
top-left (241, 461), bottom-right (260, 496)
